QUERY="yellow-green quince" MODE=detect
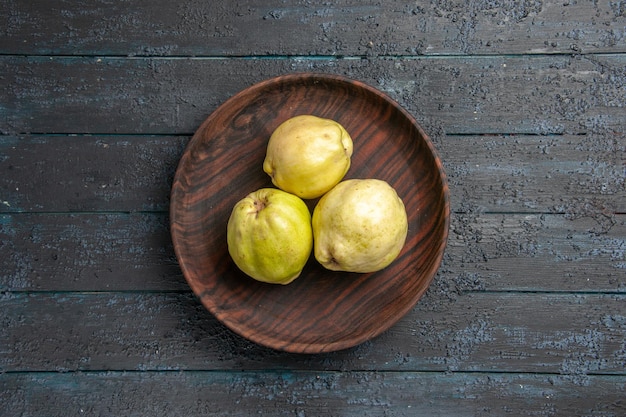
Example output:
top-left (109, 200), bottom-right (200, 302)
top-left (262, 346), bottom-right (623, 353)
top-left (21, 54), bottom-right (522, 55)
top-left (263, 115), bottom-right (353, 199)
top-left (227, 188), bottom-right (312, 284)
top-left (312, 179), bottom-right (408, 273)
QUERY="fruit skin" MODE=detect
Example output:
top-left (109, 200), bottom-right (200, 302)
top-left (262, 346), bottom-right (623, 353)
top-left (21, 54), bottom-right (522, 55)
top-left (263, 115), bottom-right (353, 199)
top-left (312, 179), bottom-right (408, 273)
top-left (227, 188), bottom-right (313, 284)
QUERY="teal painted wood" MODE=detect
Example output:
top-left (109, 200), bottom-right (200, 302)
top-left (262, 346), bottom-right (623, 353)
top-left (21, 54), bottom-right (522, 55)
top-left (1, 55), bottom-right (625, 136)
top-left (0, 135), bottom-right (188, 213)
top-left (2, 213), bottom-right (624, 292)
top-left (1, 133), bottom-right (624, 214)
top-left (2, 371), bottom-right (625, 416)
top-left (2, 292), bottom-right (625, 373)
top-left (2, 0), bottom-right (625, 413)
top-left (0, 213), bottom-right (185, 292)
top-left (1, 0), bottom-right (625, 56)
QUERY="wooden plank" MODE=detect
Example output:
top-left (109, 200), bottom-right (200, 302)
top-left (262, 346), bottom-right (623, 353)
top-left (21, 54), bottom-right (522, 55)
top-left (0, 213), bottom-right (186, 292)
top-left (2, 208), bottom-right (624, 293)
top-left (1, 371), bottom-right (624, 417)
top-left (2, 54), bottom-right (625, 136)
top-left (1, 133), bottom-right (624, 214)
top-left (0, 135), bottom-right (188, 213)
top-left (2, 213), bottom-right (624, 292)
top-left (442, 133), bottom-right (626, 214)
top-left (2, 0), bottom-right (625, 56)
top-left (444, 213), bottom-right (626, 292)
top-left (2, 292), bottom-right (625, 374)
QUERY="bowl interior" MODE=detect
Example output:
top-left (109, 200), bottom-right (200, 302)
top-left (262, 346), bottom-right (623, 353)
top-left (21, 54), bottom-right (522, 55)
top-left (170, 73), bottom-right (450, 353)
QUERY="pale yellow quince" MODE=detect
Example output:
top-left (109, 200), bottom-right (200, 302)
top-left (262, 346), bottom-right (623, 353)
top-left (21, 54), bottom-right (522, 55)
top-left (312, 179), bottom-right (408, 273)
top-left (227, 188), bottom-right (312, 284)
top-left (263, 115), bottom-right (353, 199)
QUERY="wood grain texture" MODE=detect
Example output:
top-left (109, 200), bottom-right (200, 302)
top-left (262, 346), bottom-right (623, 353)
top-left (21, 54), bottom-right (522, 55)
top-left (444, 213), bottom-right (626, 292)
top-left (0, 213), bottom-right (185, 292)
top-left (2, 0), bottom-right (625, 56)
top-left (443, 133), bottom-right (626, 214)
top-left (0, 135), bottom-right (187, 213)
top-left (1, 133), bottom-right (623, 214)
top-left (2, 292), bottom-right (626, 374)
top-left (2, 54), bottom-right (625, 135)
top-left (2, 213), bottom-right (623, 293)
top-left (170, 73), bottom-right (449, 353)
top-left (2, 371), bottom-right (625, 417)
top-left (0, 211), bottom-right (626, 292)
top-left (2, 0), bottom-right (626, 414)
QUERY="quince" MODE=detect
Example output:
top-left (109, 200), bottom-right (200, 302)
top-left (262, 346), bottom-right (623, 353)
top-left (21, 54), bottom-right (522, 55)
top-left (263, 115), bottom-right (353, 199)
top-left (227, 188), bottom-right (312, 284)
top-left (312, 179), bottom-right (408, 273)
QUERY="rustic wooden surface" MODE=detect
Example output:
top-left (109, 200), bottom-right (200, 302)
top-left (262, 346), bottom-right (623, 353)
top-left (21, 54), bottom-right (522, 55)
top-left (1, 1), bottom-right (625, 415)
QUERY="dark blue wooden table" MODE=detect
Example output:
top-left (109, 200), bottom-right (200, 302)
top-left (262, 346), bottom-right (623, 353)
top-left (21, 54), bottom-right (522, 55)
top-left (2, 1), bottom-right (625, 415)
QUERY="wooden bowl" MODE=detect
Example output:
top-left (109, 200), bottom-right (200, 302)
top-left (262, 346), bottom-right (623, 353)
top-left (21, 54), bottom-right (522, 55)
top-left (170, 73), bottom-right (450, 353)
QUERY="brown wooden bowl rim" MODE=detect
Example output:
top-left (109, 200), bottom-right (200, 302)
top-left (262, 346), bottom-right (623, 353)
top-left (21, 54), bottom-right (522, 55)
top-left (170, 72), bottom-right (450, 353)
